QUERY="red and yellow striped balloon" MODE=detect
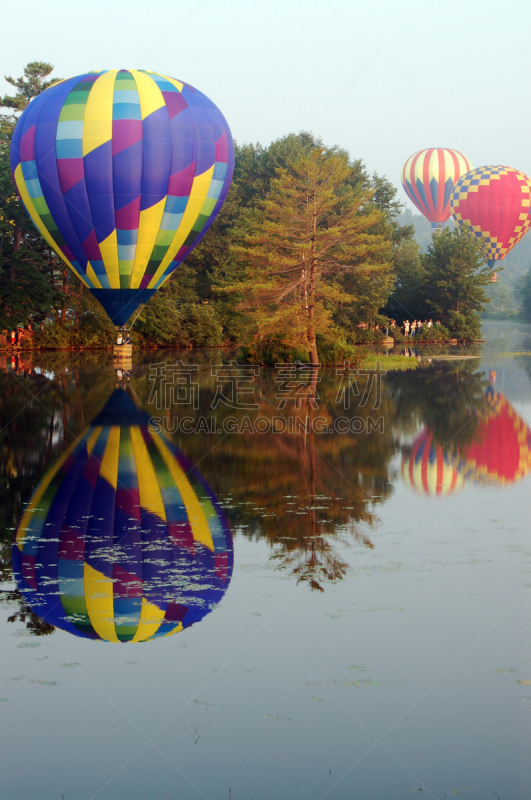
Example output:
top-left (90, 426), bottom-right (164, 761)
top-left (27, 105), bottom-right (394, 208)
top-left (402, 148), bottom-right (472, 227)
top-left (401, 429), bottom-right (464, 497)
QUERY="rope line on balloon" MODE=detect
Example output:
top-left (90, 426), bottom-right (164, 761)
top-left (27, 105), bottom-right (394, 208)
top-left (314, 586), bottom-right (530, 800)
top-left (42, 637), bottom-right (214, 800)
top-left (225, 588), bottom-right (439, 799)
top-left (135, 0), bottom-right (209, 66)
top-left (302, 0), bottom-right (439, 131)
top-left (293, 404), bottom-right (531, 800)
top-left (89, 582), bottom-right (308, 799)
top-left (321, 0), bottom-right (480, 161)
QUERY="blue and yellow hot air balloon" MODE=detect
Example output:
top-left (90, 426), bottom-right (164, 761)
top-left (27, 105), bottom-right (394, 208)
top-left (12, 389), bottom-right (233, 642)
top-left (10, 70), bottom-right (234, 325)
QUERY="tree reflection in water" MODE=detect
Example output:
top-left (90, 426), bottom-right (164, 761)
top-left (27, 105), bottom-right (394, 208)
top-left (1, 353), bottom-right (529, 635)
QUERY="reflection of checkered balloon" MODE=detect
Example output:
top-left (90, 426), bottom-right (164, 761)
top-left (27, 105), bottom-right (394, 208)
top-left (458, 391), bottom-right (531, 486)
top-left (10, 70), bottom-right (234, 324)
top-left (450, 165), bottom-right (531, 264)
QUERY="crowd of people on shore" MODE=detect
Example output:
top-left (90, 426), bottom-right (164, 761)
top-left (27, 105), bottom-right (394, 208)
top-left (3, 324), bottom-right (35, 348)
top-left (356, 319), bottom-right (441, 337)
top-left (401, 319), bottom-right (439, 337)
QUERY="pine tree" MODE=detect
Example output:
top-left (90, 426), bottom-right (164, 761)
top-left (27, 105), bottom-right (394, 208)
top-left (228, 148), bottom-right (392, 363)
top-left (1, 62), bottom-right (61, 111)
top-left (421, 226), bottom-right (491, 339)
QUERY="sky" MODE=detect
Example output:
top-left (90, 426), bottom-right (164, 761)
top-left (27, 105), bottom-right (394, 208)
top-left (2, 0), bottom-right (531, 210)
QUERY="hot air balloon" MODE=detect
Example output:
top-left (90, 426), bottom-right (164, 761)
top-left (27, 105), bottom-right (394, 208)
top-left (401, 428), bottom-right (465, 497)
top-left (450, 165), bottom-right (531, 268)
top-left (12, 388), bottom-right (233, 642)
top-left (402, 148), bottom-right (472, 229)
top-left (10, 70), bottom-right (234, 325)
top-left (458, 390), bottom-right (531, 486)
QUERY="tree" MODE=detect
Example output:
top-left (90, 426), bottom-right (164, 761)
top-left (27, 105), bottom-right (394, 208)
top-left (384, 237), bottom-right (428, 322)
top-left (421, 226), bottom-right (492, 338)
top-left (515, 267), bottom-right (531, 321)
top-left (228, 147), bottom-right (392, 363)
top-left (0, 63), bottom-right (64, 331)
top-left (1, 62), bottom-right (61, 111)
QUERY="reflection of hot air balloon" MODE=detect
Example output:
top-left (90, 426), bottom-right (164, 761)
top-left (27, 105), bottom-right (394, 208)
top-left (402, 148), bottom-right (472, 229)
top-left (459, 390), bottom-right (531, 486)
top-left (10, 70), bottom-right (234, 325)
top-left (450, 166), bottom-right (531, 268)
top-left (12, 389), bottom-right (232, 642)
top-left (401, 428), bottom-right (464, 497)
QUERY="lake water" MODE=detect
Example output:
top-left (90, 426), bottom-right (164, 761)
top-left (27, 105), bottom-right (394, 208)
top-left (1, 321), bottom-right (530, 799)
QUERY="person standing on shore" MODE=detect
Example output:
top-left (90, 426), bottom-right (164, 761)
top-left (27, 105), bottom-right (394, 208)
top-left (411, 320), bottom-right (417, 337)
top-left (404, 320), bottom-right (410, 337)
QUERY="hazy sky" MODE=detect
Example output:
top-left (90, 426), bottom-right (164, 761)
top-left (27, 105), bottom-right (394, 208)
top-left (2, 0), bottom-right (531, 209)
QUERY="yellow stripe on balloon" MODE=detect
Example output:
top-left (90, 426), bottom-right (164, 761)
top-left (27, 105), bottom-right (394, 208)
top-left (130, 70), bottom-right (166, 119)
top-left (82, 70), bottom-right (117, 156)
top-left (159, 73), bottom-right (184, 93)
top-left (130, 196), bottom-right (166, 289)
top-left (98, 228), bottom-right (120, 289)
top-left (147, 164), bottom-right (215, 289)
top-left (130, 427), bottom-right (166, 520)
top-left (161, 622), bottom-right (184, 638)
top-left (100, 426), bottom-right (120, 489)
top-left (86, 262), bottom-right (103, 289)
top-left (16, 432), bottom-right (88, 550)
top-left (131, 597), bottom-right (167, 642)
top-left (14, 164), bottom-right (90, 288)
top-left (86, 426), bottom-right (102, 456)
top-left (150, 432), bottom-right (214, 551)
top-left (84, 563), bottom-right (119, 643)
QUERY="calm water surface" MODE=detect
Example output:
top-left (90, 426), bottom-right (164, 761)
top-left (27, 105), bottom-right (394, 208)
top-left (1, 321), bottom-right (530, 799)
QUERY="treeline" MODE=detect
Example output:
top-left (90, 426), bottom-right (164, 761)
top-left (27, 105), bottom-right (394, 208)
top-left (0, 356), bottom-right (489, 602)
top-left (0, 63), bottom-right (494, 359)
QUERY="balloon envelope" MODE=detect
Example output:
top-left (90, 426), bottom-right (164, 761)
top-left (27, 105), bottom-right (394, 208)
top-left (402, 148), bottom-right (472, 227)
top-left (459, 390), bottom-right (531, 486)
top-left (13, 389), bottom-right (233, 642)
top-left (401, 428), bottom-right (464, 497)
top-left (10, 70), bottom-right (234, 324)
top-left (450, 165), bottom-right (531, 267)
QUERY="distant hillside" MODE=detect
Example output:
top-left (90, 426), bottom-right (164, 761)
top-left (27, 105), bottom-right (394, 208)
top-left (397, 209), bottom-right (531, 296)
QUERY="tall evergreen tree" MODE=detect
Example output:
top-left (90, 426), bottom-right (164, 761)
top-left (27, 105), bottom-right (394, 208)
top-left (1, 62), bottom-right (61, 110)
top-left (227, 147), bottom-right (392, 363)
top-left (421, 226), bottom-right (491, 338)
top-left (0, 63), bottom-right (65, 331)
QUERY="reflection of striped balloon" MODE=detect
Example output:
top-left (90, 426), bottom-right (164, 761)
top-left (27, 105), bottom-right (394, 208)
top-left (459, 391), bottom-right (531, 486)
top-left (402, 148), bottom-right (472, 227)
top-left (401, 429), bottom-right (464, 497)
top-left (13, 390), bottom-right (232, 643)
